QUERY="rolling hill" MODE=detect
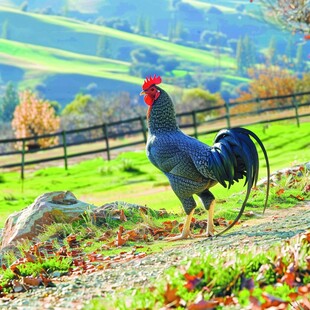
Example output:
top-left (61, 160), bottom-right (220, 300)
top-left (0, 5), bottom-right (237, 104)
top-left (0, 1), bottom-right (308, 105)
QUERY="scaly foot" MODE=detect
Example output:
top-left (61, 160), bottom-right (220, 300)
top-left (165, 231), bottom-right (194, 241)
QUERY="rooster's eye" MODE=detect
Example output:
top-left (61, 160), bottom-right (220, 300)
top-left (151, 87), bottom-right (154, 91)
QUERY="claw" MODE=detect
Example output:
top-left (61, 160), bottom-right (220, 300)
top-left (165, 210), bottom-right (195, 241)
top-left (165, 233), bottom-right (193, 241)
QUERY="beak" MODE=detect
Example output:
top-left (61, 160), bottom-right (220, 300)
top-left (140, 90), bottom-right (146, 96)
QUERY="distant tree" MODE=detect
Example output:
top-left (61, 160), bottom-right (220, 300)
top-left (285, 37), bottom-right (294, 63)
top-left (295, 44), bottom-right (304, 71)
top-left (104, 18), bottom-right (132, 33)
top-left (228, 39), bottom-right (238, 53)
top-left (130, 48), bottom-right (160, 64)
top-left (62, 93), bottom-right (94, 116)
top-left (158, 57), bottom-right (180, 72)
top-left (243, 35), bottom-right (256, 69)
top-left (61, 4), bottom-right (69, 17)
top-left (19, 1), bottom-right (28, 12)
top-left (96, 36), bottom-right (111, 58)
top-left (1, 20), bottom-right (9, 39)
top-left (40, 7), bottom-right (54, 15)
top-left (0, 82), bottom-right (19, 122)
top-left (136, 15), bottom-right (151, 35)
top-left (220, 84), bottom-right (237, 102)
top-left (12, 90), bottom-right (60, 148)
top-left (168, 22), bottom-right (175, 41)
top-left (267, 37), bottom-right (277, 65)
top-left (236, 36), bottom-right (256, 75)
top-left (180, 88), bottom-right (223, 113)
top-left (49, 100), bottom-right (62, 116)
top-left (168, 20), bottom-right (188, 42)
top-left (203, 76), bottom-right (223, 93)
top-left (236, 37), bottom-right (245, 74)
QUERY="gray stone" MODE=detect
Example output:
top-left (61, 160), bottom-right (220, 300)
top-left (0, 191), bottom-right (96, 250)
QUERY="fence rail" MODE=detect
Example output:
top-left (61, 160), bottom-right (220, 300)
top-left (1, 91), bottom-right (310, 178)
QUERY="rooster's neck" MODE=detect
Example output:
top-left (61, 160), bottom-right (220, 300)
top-left (147, 88), bottom-right (179, 134)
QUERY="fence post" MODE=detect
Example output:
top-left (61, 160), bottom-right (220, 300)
top-left (192, 111), bottom-right (198, 138)
top-left (140, 116), bottom-right (147, 143)
top-left (103, 123), bottom-right (111, 160)
top-left (62, 131), bottom-right (68, 170)
top-left (224, 102), bottom-right (231, 128)
top-left (21, 139), bottom-right (26, 179)
top-left (256, 98), bottom-right (261, 114)
top-left (292, 95), bottom-right (300, 127)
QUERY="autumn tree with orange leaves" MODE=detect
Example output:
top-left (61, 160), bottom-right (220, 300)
top-left (12, 90), bottom-right (60, 149)
top-left (232, 66), bottom-right (308, 113)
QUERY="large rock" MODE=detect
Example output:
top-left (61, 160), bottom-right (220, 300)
top-left (0, 191), bottom-right (96, 250)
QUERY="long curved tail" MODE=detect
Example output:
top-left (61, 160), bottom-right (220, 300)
top-left (209, 127), bottom-right (270, 236)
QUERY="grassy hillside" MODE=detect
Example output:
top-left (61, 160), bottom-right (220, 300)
top-left (0, 5), bottom-right (238, 103)
top-left (0, 121), bottom-right (309, 228)
top-left (0, 7), bottom-right (234, 66)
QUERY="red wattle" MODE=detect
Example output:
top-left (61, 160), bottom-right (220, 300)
top-left (144, 95), bottom-right (154, 106)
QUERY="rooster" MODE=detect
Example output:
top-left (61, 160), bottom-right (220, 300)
top-left (140, 75), bottom-right (270, 240)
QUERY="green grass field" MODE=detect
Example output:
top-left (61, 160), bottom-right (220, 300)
top-left (0, 121), bottom-right (309, 228)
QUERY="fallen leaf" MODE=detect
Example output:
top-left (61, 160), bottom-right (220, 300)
top-left (188, 300), bottom-right (219, 310)
top-left (23, 276), bottom-right (41, 287)
top-left (276, 188), bottom-right (285, 196)
top-left (163, 220), bottom-right (179, 231)
top-left (163, 283), bottom-right (181, 306)
top-left (184, 271), bottom-right (204, 291)
top-left (116, 226), bottom-right (127, 246)
top-left (289, 194), bottom-right (304, 201)
top-left (97, 230), bottom-right (113, 241)
top-left (119, 209), bottom-right (127, 222)
top-left (10, 264), bottom-right (21, 276)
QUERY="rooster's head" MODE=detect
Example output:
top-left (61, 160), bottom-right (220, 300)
top-left (140, 75), bottom-right (162, 106)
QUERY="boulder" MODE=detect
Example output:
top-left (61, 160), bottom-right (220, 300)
top-left (0, 191), bottom-right (96, 250)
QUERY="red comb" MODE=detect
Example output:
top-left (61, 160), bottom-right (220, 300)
top-left (142, 75), bottom-right (162, 90)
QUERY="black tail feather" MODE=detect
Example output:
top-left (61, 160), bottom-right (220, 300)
top-left (210, 127), bottom-right (270, 236)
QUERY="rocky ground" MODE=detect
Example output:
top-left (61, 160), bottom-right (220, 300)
top-left (1, 201), bottom-right (309, 310)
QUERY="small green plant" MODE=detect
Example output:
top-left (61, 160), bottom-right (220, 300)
top-left (0, 175), bottom-right (5, 183)
top-left (120, 159), bottom-right (142, 174)
top-left (3, 194), bottom-right (17, 201)
top-left (98, 165), bottom-right (114, 176)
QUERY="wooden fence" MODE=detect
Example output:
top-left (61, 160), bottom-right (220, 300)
top-left (0, 91), bottom-right (309, 178)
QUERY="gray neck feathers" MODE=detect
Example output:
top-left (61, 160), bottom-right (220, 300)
top-left (147, 88), bottom-right (179, 134)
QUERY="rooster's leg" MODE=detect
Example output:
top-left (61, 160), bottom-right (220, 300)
top-left (207, 200), bottom-right (215, 236)
top-left (193, 190), bottom-right (215, 238)
top-left (165, 209), bottom-right (195, 241)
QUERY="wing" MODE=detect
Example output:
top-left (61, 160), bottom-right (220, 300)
top-left (146, 131), bottom-right (210, 183)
